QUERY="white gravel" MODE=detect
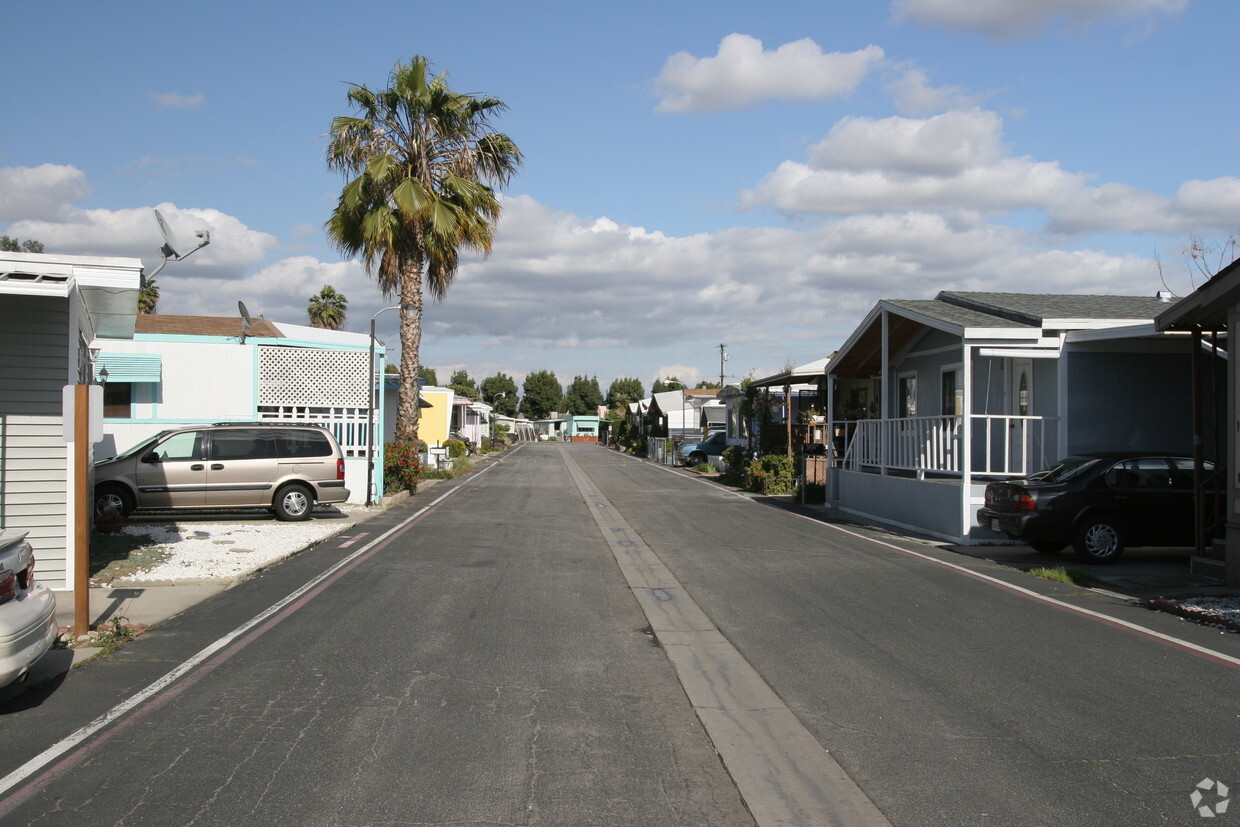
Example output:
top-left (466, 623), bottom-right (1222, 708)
top-left (109, 504), bottom-right (374, 584)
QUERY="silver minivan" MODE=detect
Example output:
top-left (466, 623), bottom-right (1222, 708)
top-left (94, 423), bottom-right (351, 521)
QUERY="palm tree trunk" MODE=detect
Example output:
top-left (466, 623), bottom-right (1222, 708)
top-left (396, 261), bottom-right (425, 444)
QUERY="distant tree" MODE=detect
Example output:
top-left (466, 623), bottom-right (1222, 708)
top-left (694, 380), bottom-right (722, 389)
top-left (481, 373), bottom-right (519, 417)
top-left (651, 376), bottom-right (684, 394)
top-left (384, 364), bottom-right (400, 374)
top-left (138, 278), bottom-right (160, 314)
top-left (0, 235), bottom-right (44, 253)
top-left (605, 377), bottom-right (644, 408)
top-left (448, 368), bottom-right (480, 400)
top-left (307, 285), bottom-right (348, 330)
top-left (521, 369), bottom-right (562, 419)
top-left (564, 375), bottom-right (604, 415)
top-left (419, 366), bottom-right (439, 386)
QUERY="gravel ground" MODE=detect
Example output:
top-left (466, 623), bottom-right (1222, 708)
top-left (92, 504), bottom-right (374, 585)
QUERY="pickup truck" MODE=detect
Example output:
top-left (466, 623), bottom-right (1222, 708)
top-left (677, 431), bottom-right (727, 466)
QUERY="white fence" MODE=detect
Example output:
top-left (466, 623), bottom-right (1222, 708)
top-left (834, 414), bottom-right (1053, 478)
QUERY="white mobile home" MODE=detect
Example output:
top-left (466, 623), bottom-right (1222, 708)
top-left (0, 252), bottom-right (142, 589)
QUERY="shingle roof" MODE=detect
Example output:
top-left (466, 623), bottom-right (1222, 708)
top-left (885, 299), bottom-right (1032, 330)
top-left (136, 315), bottom-right (284, 338)
top-left (937, 292), bottom-right (1176, 324)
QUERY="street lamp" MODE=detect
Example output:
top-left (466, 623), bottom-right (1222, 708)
top-left (366, 304), bottom-right (406, 506)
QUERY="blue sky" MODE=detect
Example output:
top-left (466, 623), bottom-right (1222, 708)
top-left (2, 0), bottom-right (1236, 393)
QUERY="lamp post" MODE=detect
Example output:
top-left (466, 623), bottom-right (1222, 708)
top-left (366, 305), bottom-right (403, 507)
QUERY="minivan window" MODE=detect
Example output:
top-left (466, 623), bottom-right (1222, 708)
top-left (278, 429), bottom-right (332, 458)
top-left (210, 429), bottom-right (278, 461)
top-left (155, 431), bottom-right (204, 462)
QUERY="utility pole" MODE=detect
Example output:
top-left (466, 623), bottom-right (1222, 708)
top-left (719, 343), bottom-right (728, 388)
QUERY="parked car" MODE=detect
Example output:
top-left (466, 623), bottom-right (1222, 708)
top-left (94, 423), bottom-right (350, 522)
top-left (977, 452), bottom-right (1217, 563)
top-left (0, 530), bottom-right (58, 687)
top-left (677, 431), bottom-right (727, 466)
top-left (449, 430), bottom-right (475, 454)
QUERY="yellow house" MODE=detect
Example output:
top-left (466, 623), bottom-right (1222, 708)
top-left (416, 385), bottom-right (454, 446)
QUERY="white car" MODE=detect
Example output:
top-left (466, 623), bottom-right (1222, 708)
top-left (0, 530), bottom-right (58, 686)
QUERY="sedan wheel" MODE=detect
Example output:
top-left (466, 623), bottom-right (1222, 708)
top-left (1073, 517), bottom-right (1124, 563)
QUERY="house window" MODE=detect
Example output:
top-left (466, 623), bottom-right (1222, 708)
top-left (103, 383), bottom-right (133, 418)
top-left (941, 368), bottom-right (962, 416)
top-left (898, 374), bottom-right (917, 418)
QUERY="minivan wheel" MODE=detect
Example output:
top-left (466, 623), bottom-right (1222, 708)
top-left (273, 484), bottom-right (313, 521)
top-left (95, 485), bottom-right (134, 518)
top-left (1073, 517), bottom-right (1124, 563)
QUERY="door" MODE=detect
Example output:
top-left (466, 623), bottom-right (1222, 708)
top-left (1008, 359), bottom-right (1032, 474)
top-left (133, 430), bottom-right (207, 508)
top-left (204, 428), bottom-right (280, 507)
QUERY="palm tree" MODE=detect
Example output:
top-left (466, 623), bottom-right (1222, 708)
top-left (307, 285), bottom-right (348, 330)
top-left (325, 56), bottom-right (521, 443)
top-left (138, 278), bottom-right (160, 315)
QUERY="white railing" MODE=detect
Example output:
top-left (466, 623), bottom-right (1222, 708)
top-left (834, 414), bottom-right (1051, 478)
top-left (257, 405), bottom-right (371, 458)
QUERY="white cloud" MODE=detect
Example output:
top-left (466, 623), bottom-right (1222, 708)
top-left (739, 109), bottom-right (1239, 239)
top-left (655, 34), bottom-right (884, 114)
top-left (885, 67), bottom-right (989, 115)
top-left (891, 0), bottom-right (1187, 39)
top-left (0, 164), bottom-right (90, 221)
top-left (149, 91), bottom-right (206, 110)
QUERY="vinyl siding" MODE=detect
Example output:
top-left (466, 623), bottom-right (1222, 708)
top-left (0, 294), bottom-right (72, 588)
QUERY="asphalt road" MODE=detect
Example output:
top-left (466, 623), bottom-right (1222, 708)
top-left (2, 443), bottom-right (1238, 825)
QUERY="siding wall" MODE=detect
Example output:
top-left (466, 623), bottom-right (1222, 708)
top-left (0, 295), bottom-right (71, 588)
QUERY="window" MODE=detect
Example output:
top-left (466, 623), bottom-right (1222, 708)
top-left (1106, 458), bottom-right (1172, 490)
top-left (278, 429), bottom-right (333, 458)
top-left (103, 383), bottom-right (133, 418)
top-left (898, 374), bottom-right (917, 418)
top-left (155, 431), bottom-right (204, 462)
top-left (941, 369), bottom-right (962, 416)
top-left (210, 429), bottom-right (278, 461)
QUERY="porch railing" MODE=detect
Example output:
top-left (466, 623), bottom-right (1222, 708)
top-left (833, 414), bottom-right (1051, 478)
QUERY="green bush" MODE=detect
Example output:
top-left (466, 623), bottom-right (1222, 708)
top-left (451, 456), bottom-right (474, 475)
top-left (446, 438), bottom-right (467, 459)
top-left (721, 445), bottom-right (748, 484)
top-left (746, 454), bottom-right (796, 495)
top-left (383, 442), bottom-right (422, 493)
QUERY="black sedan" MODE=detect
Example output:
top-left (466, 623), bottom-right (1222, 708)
top-left (977, 452), bottom-right (1216, 563)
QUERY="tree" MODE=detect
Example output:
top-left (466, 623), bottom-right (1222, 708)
top-left (606, 377), bottom-right (644, 409)
top-left (419, 366), bottom-right (439, 385)
top-left (481, 372), bottom-right (518, 417)
top-left (652, 376), bottom-right (684, 394)
top-left (384, 364), bottom-right (400, 374)
top-left (448, 368), bottom-right (480, 400)
top-left (307, 285), bottom-right (348, 330)
top-left (521, 370), bottom-right (562, 419)
top-left (138, 278), bottom-right (160, 315)
top-left (564, 375), bottom-right (604, 415)
top-left (695, 380), bottom-right (722, 389)
top-left (325, 56), bottom-right (521, 444)
top-left (0, 235), bottom-right (44, 253)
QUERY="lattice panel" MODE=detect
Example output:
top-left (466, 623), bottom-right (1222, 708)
top-left (258, 346), bottom-right (369, 407)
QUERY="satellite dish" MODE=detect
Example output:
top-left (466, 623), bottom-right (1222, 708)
top-left (154, 209), bottom-right (182, 258)
top-left (146, 208), bottom-right (212, 283)
top-left (238, 301), bottom-right (253, 327)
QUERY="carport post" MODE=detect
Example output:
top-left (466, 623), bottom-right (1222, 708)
top-left (72, 385), bottom-right (90, 637)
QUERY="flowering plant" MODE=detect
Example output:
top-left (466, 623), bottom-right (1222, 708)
top-left (384, 441), bottom-right (422, 493)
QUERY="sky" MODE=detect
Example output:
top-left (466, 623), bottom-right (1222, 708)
top-left (2, 0), bottom-right (1237, 394)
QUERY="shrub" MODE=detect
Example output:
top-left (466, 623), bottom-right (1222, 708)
top-left (383, 442), bottom-right (422, 493)
top-left (721, 445), bottom-right (748, 485)
top-left (446, 438), bottom-right (467, 459)
top-left (746, 454), bottom-right (796, 495)
top-left (451, 456), bottom-right (474, 476)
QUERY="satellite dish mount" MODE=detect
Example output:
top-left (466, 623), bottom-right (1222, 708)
top-left (146, 208), bottom-right (211, 284)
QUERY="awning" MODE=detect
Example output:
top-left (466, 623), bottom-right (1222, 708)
top-left (95, 353), bottom-right (161, 383)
